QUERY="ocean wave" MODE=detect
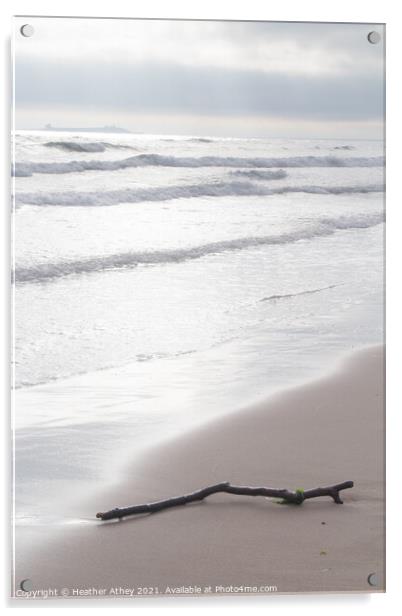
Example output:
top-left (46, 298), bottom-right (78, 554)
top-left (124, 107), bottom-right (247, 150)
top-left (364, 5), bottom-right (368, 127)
top-left (230, 169), bottom-right (287, 180)
top-left (13, 154), bottom-right (384, 177)
top-left (187, 137), bottom-right (214, 143)
top-left (15, 181), bottom-right (384, 207)
top-left (14, 212), bottom-right (384, 284)
top-left (44, 141), bottom-right (134, 153)
top-left (162, 137), bottom-right (213, 143)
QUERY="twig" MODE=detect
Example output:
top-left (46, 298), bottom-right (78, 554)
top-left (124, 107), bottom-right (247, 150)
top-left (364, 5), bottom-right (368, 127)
top-left (96, 480), bottom-right (354, 521)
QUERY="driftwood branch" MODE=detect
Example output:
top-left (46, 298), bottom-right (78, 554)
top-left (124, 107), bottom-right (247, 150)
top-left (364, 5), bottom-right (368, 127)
top-left (96, 480), bottom-right (353, 521)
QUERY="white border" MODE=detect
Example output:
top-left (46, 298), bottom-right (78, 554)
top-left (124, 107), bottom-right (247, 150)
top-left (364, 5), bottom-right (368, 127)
top-left (1, 0), bottom-right (401, 613)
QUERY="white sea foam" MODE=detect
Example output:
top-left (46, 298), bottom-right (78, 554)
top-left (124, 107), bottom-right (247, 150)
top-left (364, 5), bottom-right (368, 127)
top-left (14, 212), bottom-right (384, 283)
top-left (13, 154), bottom-right (384, 177)
top-left (15, 181), bottom-right (383, 207)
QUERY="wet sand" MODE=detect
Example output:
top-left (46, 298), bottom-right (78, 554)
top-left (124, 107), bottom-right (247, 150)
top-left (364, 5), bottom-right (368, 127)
top-left (14, 345), bottom-right (385, 599)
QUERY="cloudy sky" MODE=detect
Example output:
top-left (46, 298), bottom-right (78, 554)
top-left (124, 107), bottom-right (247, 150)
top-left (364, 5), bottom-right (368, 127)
top-left (14, 17), bottom-right (385, 138)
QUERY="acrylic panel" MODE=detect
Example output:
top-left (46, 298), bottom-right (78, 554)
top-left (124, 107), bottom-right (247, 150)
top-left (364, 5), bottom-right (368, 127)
top-left (12, 16), bottom-right (385, 599)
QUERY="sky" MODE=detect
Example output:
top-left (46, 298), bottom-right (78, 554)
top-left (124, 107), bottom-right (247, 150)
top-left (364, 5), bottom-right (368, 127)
top-left (14, 17), bottom-right (385, 139)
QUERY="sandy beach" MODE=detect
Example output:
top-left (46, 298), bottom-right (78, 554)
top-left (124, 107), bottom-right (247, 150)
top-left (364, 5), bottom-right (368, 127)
top-left (14, 344), bottom-right (384, 599)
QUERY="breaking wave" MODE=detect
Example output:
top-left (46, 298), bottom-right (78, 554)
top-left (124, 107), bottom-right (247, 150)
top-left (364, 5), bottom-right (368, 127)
top-left (14, 212), bottom-right (384, 284)
top-left (230, 169), bottom-right (287, 180)
top-left (13, 154), bottom-right (384, 177)
top-left (15, 181), bottom-right (384, 207)
top-left (44, 141), bottom-right (134, 153)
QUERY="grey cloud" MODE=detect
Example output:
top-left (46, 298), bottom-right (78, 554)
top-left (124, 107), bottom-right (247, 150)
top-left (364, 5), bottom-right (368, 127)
top-left (214, 21), bottom-right (384, 75)
top-left (16, 57), bottom-right (384, 121)
top-left (217, 21), bottom-right (384, 51)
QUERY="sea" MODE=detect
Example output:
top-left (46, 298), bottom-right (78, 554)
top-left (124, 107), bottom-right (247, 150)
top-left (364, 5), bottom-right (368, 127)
top-left (12, 131), bottom-right (385, 539)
